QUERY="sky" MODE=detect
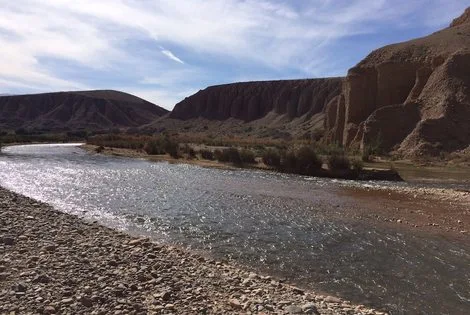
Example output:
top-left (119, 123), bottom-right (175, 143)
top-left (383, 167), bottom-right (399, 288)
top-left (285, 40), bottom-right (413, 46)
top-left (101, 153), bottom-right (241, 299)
top-left (0, 0), bottom-right (468, 110)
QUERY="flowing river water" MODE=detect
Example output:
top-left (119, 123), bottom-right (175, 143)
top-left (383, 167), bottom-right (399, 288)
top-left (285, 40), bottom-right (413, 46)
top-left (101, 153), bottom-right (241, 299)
top-left (0, 144), bottom-right (469, 314)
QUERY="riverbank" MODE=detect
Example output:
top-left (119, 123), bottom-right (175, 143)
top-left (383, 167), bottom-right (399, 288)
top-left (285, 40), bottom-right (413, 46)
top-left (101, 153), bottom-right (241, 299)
top-left (0, 187), bottom-right (385, 314)
top-left (81, 144), bottom-right (402, 181)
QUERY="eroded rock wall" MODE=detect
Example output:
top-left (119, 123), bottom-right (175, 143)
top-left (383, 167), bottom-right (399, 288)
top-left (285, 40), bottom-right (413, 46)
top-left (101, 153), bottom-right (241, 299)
top-left (170, 79), bottom-right (343, 122)
top-left (325, 7), bottom-right (470, 157)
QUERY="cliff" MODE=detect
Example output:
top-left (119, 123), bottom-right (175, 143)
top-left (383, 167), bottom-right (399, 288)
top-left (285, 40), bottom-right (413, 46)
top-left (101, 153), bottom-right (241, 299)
top-left (0, 90), bottom-right (168, 131)
top-left (325, 7), bottom-right (470, 157)
top-left (170, 79), bottom-right (343, 122)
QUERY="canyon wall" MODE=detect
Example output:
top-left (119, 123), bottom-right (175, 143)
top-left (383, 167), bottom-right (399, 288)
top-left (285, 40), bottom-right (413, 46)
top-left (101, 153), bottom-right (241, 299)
top-left (325, 7), bottom-right (470, 156)
top-left (170, 79), bottom-right (342, 122)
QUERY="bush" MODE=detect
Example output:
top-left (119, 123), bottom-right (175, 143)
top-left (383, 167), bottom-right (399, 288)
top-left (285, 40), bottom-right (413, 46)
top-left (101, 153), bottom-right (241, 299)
top-left (294, 146), bottom-right (323, 175)
top-left (200, 149), bottom-right (214, 160)
top-left (226, 148), bottom-right (242, 165)
top-left (327, 153), bottom-right (351, 170)
top-left (262, 149), bottom-right (281, 167)
top-left (188, 148), bottom-right (196, 159)
top-left (351, 159), bottom-right (364, 172)
top-left (162, 137), bottom-right (179, 158)
top-left (281, 149), bottom-right (297, 172)
top-left (144, 140), bottom-right (164, 155)
top-left (213, 149), bottom-right (225, 161)
top-left (215, 148), bottom-right (242, 165)
top-left (95, 146), bottom-right (104, 153)
top-left (240, 149), bottom-right (256, 164)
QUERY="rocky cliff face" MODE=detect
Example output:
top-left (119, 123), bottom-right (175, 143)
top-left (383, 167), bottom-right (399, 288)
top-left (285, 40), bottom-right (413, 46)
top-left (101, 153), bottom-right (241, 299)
top-left (0, 90), bottom-right (168, 131)
top-left (325, 7), bottom-right (470, 157)
top-left (170, 79), bottom-right (342, 122)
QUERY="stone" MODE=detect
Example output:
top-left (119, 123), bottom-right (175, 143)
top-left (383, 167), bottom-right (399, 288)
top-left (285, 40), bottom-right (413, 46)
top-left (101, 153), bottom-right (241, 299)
top-left (2, 236), bottom-right (14, 246)
top-left (324, 296), bottom-right (342, 303)
top-left (80, 296), bottom-right (93, 307)
top-left (161, 291), bottom-right (171, 301)
top-left (15, 283), bottom-right (27, 292)
top-left (61, 298), bottom-right (73, 304)
top-left (285, 305), bottom-right (303, 314)
top-left (228, 298), bottom-right (242, 309)
top-left (302, 303), bottom-right (320, 314)
top-left (44, 306), bottom-right (56, 314)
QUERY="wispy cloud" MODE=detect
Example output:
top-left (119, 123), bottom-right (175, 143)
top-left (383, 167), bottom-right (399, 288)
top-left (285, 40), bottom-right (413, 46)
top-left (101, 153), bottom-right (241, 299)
top-left (160, 48), bottom-right (185, 64)
top-left (0, 0), bottom-right (468, 108)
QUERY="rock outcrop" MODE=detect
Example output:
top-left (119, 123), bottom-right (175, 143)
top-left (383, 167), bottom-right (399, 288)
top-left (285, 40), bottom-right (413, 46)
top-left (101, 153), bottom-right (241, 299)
top-left (325, 7), bottom-right (470, 157)
top-left (170, 79), bottom-right (342, 122)
top-left (0, 90), bottom-right (168, 131)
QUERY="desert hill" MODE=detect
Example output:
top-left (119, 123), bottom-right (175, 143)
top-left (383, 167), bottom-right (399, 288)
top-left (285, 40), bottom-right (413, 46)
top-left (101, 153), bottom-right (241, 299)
top-left (0, 90), bottom-right (168, 131)
top-left (152, 78), bottom-right (342, 138)
top-left (325, 7), bottom-right (470, 157)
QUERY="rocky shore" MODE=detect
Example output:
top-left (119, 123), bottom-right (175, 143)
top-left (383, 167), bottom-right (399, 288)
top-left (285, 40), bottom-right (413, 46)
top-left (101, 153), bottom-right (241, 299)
top-left (0, 187), bottom-right (385, 314)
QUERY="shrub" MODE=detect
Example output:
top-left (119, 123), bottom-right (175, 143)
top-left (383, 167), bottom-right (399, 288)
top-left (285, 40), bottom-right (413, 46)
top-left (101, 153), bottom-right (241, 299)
top-left (240, 149), bottom-right (256, 164)
top-left (215, 148), bottom-right (242, 165)
top-left (144, 140), bottom-right (164, 155)
top-left (226, 148), bottom-right (242, 165)
top-left (162, 137), bottom-right (179, 158)
top-left (214, 149), bottom-right (225, 161)
top-left (281, 149), bottom-right (297, 172)
top-left (327, 153), bottom-right (351, 170)
top-left (188, 148), bottom-right (196, 159)
top-left (262, 148), bottom-right (281, 167)
top-left (351, 159), bottom-right (364, 172)
top-left (200, 149), bottom-right (214, 160)
top-left (295, 146), bottom-right (323, 175)
top-left (95, 146), bottom-right (104, 153)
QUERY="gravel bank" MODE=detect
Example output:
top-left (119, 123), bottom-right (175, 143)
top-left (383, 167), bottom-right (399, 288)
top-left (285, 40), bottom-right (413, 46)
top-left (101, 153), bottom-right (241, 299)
top-left (0, 187), bottom-right (385, 314)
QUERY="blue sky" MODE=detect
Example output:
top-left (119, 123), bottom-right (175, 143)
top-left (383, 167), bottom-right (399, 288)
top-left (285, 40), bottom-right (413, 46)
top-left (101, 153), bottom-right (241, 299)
top-left (0, 0), bottom-right (468, 110)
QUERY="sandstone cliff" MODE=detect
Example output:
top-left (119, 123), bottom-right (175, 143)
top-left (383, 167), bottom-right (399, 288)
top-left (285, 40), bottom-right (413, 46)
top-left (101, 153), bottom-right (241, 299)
top-left (325, 7), bottom-right (470, 157)
top-left (0, 90), bottom-right (168, 131)
top-left (170, 79), bottom-right (342, 122)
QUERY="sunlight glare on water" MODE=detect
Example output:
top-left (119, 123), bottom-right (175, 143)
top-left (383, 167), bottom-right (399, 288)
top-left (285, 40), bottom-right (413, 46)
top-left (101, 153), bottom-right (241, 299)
top-left (0, 144), bottom-right (469, 314)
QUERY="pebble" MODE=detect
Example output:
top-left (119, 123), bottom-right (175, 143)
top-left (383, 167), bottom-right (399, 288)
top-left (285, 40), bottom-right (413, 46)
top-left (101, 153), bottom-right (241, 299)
top-left (285, 305), bottom-right (303, 313)
top-left (0, 187), bottom-right (385, 315)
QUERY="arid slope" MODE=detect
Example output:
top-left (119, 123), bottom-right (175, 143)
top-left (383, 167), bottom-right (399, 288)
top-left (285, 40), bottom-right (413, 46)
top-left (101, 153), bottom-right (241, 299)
top-left (0, 90), bottom-right (168, 131)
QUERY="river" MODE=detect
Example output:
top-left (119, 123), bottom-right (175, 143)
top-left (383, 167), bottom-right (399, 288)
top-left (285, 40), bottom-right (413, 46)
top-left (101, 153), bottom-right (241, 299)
top-left (0, 143), bottom-right (469, 314)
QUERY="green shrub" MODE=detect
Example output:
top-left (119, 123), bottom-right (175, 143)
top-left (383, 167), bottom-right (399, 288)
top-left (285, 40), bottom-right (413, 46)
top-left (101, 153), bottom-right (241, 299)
top-left (262, 149), bottom-right (281, 167)
top-left (215, 148), bottom-right (242, 165)
top-left (327, 153), bottom-right (351, 170)
top-left (144, 140), bottom-right (164, 155)
top-left (294, 146), bottom-right (323, 175)
top-left (200, 149), bottom-right (214, 160)
top-left (162, 137), bottom-right (179, 158)
top-left (281, 149), bottom-right (297, 172)
top-left (351, 159), bottom-right (364, 172)
top-left (188, 148), bottom-right (196, 159)
top-left (226, 148), bottom-right (242, 165)
top-left (213, 149), bottom-right (224, 161)
top-left (240, 149), bottom-right (256, 164)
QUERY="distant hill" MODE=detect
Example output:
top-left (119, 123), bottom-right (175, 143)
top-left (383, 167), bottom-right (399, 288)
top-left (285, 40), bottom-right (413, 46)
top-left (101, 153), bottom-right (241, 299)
top-left (0, 90), bottom-right (168, 131)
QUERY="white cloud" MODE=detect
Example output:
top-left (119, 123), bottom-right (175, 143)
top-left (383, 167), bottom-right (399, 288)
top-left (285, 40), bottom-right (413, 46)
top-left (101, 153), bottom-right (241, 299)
top-left (160, 49), bottom-right (185, 64)
top-left (0, 0), bottom-right (468, 109)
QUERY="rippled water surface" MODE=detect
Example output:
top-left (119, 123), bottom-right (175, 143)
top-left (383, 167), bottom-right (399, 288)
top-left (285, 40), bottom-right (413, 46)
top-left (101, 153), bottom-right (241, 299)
top-left (1, 144), bottom-right (469, 314)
